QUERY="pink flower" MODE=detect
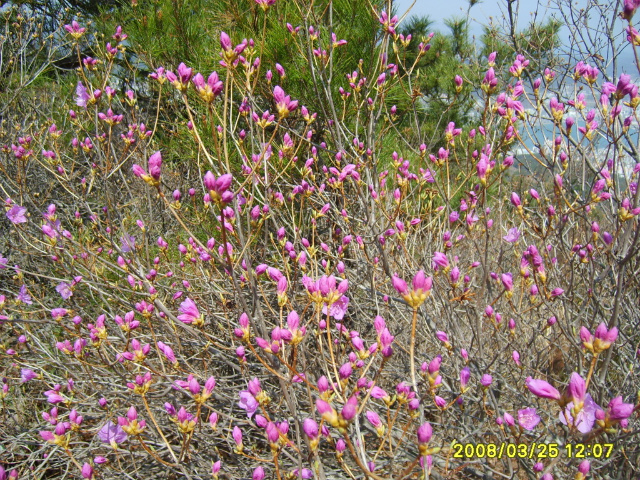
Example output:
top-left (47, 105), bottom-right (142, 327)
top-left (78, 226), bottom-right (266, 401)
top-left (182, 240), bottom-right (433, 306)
top-left (76, 82), bottom-right (90, 108)
top-left (98, 421), bottom-right (128, 445)
top-left (17, 285), bottom-right (32, 305)
top-left (252, 466), bottom-right (265, 480)
top-left (273, 85), bottom-right (298, 119)
top-left (322, 295), bottom-right (349, 320)
top-left (526, 377), bottom-right (561, 401)
top-left (64, 20), bottom-right (86, 39)
top-left (549, 287), bottom-right (564, 298)
top-left (316, 399), bottom-right (339, 426)
top-left (6, 204), bottom-right (27, 224)
top-left (21, 368), bottom-right (37, 383)
top-left (366, 410), bottom-right (385, 436)
top-left (148, 151), bottom-right (162, 181)
top-left (503, 227), bottom-right (520, 243)
top-left (177, 298), bottom-right (204, 327)
top-left (560, 393), bottom-right (598, 433)
top-left (501, 273), bottom-right (513, 292)
top-left (604, 396), bottom-right (634, 423)
top-left (436, 331), bottom-right (449, 344)
top-left (81, 463), bottom-right (93, 479)
top-left (303, 418), bottom-right (319, 439)
top-left (166, 62), bottom-right (193, 91)
top-left (391, 275), bottom-right (408, 295)
top-left (232, 426), bottom-right (243, 451)
top-left (432, 252), bottom-right (449, 270)
top-left (459, 367), bottom-right (470, 392)
top-left (203, 171), bottom-right (234, 204)
top-left (417, 422), bottom-right (432, 444)
top-left (594, 322), bottom-right (618, 352)
top-left (517, 408), bottom-right (541, 430)
top-left (566, 372), bottom-right (586, 409)
top-left (391, 270), bottom-right (432, 308)
top-left (255, 0), bottom-right (276, 10)
top-left (238, 390), bottom-right (259, 418)
top-left (56, 282), bottom-right (73, 299)
top-left (341, 396), bottom-right (358, 421)
top-left (193, 72), bottom-right (223, 102)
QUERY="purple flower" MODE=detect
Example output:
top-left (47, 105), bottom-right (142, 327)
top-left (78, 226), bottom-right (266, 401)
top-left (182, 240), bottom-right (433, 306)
top-left (98, 421), bottom-right (128, 445)
top-left (559, 393), bottom-right (598, 433)
top-left (322, 295), bottom-right (349, 320)
top-left (238, 390), bottom-right (259, 418)
top-left (303, 418), bottom-right (319, 439)
top-left (17, 285), bottom-right (32, 305)
top-left (273, 85), bottom-right (298, 118)
top-left (341, 395), bottom-right (358, 421)
top-left (56, 282), bottom-right (73, 300)
top-left (391, 275), bottom-right (409, 295)
top-left (76, 82), bottom-right (90, 108)
top-left (148, 151), bottom-right (162, 181)
top-left (177, 298), bottom-right (204, 326)
top-left (566, 372), bottom-right (586, 408)
top-left (120, 235), bottom-right (136, 253)
top-left (432, 252), bottom-right (449, 270)
top-left (503, 227), bottom-right (520, 243)
top-left (6, 204), bottom-right (27, 224)
top-left (481, 374), bottom-right (492, 387)
top-left (417, 422), bottom-right (432, 444)
top-left (517, 407), bottom-right (541, 430)
top-left (21, 368), bottom-right (38, 383)
top-left (605, 396), bottom-right (635, 423)
top-left (526, 377), bottom-right (561, 401)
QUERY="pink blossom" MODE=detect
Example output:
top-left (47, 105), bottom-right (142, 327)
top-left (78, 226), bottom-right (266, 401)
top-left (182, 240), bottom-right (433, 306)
top-left (559, 393), bottom-right (598, 433)
top-left (517, 408), bottom-right (541, 430)
top-left (6, 205), bottom-right (27, 224)
top-left (177, 298), bottom-right (204, 326)
top-left (526, 377), bottom-right (561, 401)
top-left (322, 295), bottom-right (349, 320)
top-left (238, 391), bottom-right (259, 418)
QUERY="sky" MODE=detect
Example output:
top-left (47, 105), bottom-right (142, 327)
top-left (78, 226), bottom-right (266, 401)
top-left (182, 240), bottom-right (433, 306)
top-left (394, 0), bottom-right (547, 37)
top-left (393, 0), bottom-right (637, 74)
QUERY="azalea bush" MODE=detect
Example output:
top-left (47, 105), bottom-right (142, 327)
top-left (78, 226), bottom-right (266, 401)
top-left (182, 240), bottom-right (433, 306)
top-left (1, 1), bottom-right (640, 479)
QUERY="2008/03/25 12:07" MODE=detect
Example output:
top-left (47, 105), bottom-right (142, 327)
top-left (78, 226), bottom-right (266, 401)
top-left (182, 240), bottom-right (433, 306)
top-left (451, 442), bottom-right (614, 459)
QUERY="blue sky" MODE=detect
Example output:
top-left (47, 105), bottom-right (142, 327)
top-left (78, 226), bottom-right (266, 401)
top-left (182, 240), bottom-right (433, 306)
top-left (394, 0), bottom-right (548, 36)
top-left (393, 0), bottom-right (637, 75)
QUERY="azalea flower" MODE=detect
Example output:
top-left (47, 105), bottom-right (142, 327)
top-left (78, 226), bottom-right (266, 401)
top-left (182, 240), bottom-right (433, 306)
top-left (76, 82), bottom-right (90, 108)
top-left (6, 204), bottom-right (27, 224)
top-left (517, 407), bottom-right (541, 430)
top-left (322, 295), bottom-right (349, 320)
top-left (56, 282), bottom-right (73, 300)
top-left (17, 285), bottom-right (32, 305)
top-left (503, 227), bottom-right (520, 243)
top-left (238, 390), bottom-right (259, 418)
top-left (120, 235), bottom-right (136, 253)
top-left (98, 421), bottom-right (128, 447)
top-left (559, 393), bottom-right (598, 433)
top-left (177, 298), bottom-right (204, 327)
top-left (21, 368), bottom-right (38, 383)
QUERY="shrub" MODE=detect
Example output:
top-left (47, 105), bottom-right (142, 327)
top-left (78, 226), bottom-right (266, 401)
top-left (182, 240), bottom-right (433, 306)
top-left (1, 1), bottom-right (639, 479)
